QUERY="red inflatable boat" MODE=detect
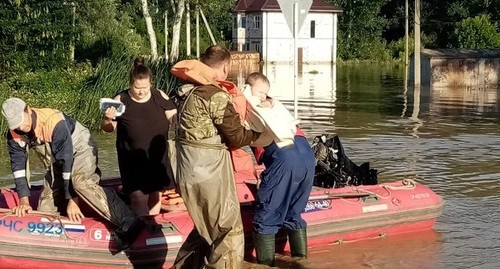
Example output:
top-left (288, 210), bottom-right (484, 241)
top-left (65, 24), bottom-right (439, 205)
top-left (0, 177), bottom-right (443, 268)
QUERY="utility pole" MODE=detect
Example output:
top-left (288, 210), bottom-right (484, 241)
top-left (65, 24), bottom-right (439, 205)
top-left (414, 0), bottom-right (421, 87)
top-left (165, 11), bottom-right (168, 59)
top-left (405, 0), bottom-right (409, 81)
top-left (293, 2), bottom-right (299, 118)
top-left (196, 1), bottom-right (200, 58)
top-left (277, 0), bottom-right (312, 119)
top-left (186, 2), bottom-right (191, 56)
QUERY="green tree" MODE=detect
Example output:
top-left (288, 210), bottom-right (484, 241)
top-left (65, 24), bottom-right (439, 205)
top-left (331, 0), bottom-right (390, 61)
top-left (381, 0), bottom-right (500, 50)
top-left (75, 0), bottom-right (148, 65)
top-left (453, 14), bottom-right (500, 49)
top-left (0, 0), bottom-right (73, 72)
top-left (198, 0), bottom-right (236, 43)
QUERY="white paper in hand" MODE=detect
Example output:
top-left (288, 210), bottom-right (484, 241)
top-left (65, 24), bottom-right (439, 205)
top-left (99, 98), bottom-right (126, 117)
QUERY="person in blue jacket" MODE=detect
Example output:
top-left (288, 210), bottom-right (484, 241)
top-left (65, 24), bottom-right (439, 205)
top-left (247, 73), bottom-right (316, 266)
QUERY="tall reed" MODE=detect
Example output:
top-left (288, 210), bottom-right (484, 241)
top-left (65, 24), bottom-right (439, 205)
top-left (0, 56), bottom-right (179, 131)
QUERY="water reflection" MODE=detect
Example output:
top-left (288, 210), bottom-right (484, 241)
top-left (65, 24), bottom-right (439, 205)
top-left (266, 62), bottom-right (337, 131)
top-left (304, 230), bottom-right (443, 269)
top-left (410, 86), bottom-right (423, 138)
top-left (230, 62), bottom-right (338, 133)
top-left (260, 62), bottom-right (337, 101)
top-left (428, 87), bottom-right (499, 119)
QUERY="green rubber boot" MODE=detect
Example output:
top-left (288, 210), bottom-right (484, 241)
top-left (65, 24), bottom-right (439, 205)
top-left (288, 228), bottom-right (308, 258)
top-left (253, 232), bottom-right (276, 266)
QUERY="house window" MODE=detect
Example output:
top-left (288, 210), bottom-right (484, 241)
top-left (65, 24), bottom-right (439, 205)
top-left (233, 17), bottom-right (238, 28)
top-left (241, 16), bottom-right (246, 28)
top-left (253, 15), bottom-right (261, 29)
top-left (253, 42), bottom-right (262, 53)
top-left (310, 20), bottom-right (316, 38)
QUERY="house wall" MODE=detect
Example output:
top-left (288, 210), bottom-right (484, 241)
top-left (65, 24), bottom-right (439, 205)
top-left (233, 12), bottom-right (336, 63)
top-left (232, 14), bottom-right (245, 51)
top-left (262, 12), bottom-right (334, 63)
top-left (233, 12), bottom-right (264, 52)
top-left (247, 12), bottom-right (264, 50)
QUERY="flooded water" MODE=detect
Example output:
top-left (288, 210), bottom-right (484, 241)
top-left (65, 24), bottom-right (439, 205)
top-left (1, 63), bottom-right (499, 268)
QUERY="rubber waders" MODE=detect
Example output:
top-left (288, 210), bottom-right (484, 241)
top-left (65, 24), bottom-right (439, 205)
top-left (253, 232), bottom-right (276, 266)
top-left (288, 228), bottom-right (308, 258)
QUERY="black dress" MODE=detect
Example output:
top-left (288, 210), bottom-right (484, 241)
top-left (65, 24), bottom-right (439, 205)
top-left (115, 89), bottom-right (176, 195)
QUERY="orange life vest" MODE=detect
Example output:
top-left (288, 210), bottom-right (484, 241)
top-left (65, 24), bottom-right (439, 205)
top-left (171, 60), bottom-right (247, 123)
top-left (216, 80), bottom-right (247, 123)
top-left (10, 108), bottom-right (64, 144)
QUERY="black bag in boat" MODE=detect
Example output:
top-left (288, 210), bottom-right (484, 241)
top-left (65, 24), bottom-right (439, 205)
top-left (311, 134), bottom-right (378, 188)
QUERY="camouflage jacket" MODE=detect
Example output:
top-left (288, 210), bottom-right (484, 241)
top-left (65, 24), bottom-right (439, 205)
top-left (176, 84), bottom-right (260, 148)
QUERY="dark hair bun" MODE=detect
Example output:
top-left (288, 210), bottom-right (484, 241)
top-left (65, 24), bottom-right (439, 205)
top-left (134, 57), bottom-right (146, 68)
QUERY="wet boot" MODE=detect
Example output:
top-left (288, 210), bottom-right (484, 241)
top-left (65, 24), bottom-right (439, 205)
top-left (253, 232), bottom-right (276, 266)
top-left (113, 216), bottom-right (147, 252)
top-left (288, 228), bottom-right (307, 258)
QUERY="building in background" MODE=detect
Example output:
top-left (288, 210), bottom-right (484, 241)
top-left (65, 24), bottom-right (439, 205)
top-left (233, 0), bottom-right (342, 64)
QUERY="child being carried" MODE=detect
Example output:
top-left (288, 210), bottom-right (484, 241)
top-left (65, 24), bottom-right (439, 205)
top-left (242, 72), bottom-right (298, 148)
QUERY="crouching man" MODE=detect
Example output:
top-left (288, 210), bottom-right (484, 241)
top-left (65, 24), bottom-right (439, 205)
top-left (2, 97), bottom-right (144, 251)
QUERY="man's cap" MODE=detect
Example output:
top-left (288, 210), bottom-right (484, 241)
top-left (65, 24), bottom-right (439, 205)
top-left (1, 97), bottom-right (26, 130)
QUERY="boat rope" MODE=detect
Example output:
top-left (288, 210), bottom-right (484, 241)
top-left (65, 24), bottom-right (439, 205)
top-left (351, 178), bottom-right (418, 200)
top-left (381, 178), bottom-right (418, 190)
top-left (338, 196), bottom-right (365, 205)
top-left (0, 211), bottom-right (11, 221)
top-left (356, 187), bottom-right (391, 200)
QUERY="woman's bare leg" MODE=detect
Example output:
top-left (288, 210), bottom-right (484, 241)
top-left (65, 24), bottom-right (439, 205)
top-left (129, 190), bottom-right (150, 216)
top-left (148, 191), bottom-right (162, 215)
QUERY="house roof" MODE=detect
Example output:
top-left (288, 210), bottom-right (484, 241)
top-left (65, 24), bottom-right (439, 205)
top-left (234, 0), bottom-right (342, 13)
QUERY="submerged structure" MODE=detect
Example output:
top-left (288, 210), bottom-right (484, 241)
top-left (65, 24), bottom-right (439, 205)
top-left (411, 49), bottom-right (500, 87)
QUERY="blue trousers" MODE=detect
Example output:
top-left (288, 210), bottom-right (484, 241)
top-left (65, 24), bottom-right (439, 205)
top-left (254, 136), bottom-right (315, 235)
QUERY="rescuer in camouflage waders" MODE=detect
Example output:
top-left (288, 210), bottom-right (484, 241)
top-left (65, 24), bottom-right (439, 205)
top-left (170, 45), bottom-right (261, 269)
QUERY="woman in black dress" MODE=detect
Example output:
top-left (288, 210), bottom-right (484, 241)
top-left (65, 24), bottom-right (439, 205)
top-left (101, 58), bottom-right (177, 216)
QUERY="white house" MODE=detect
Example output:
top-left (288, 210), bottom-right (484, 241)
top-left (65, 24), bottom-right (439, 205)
top-left (233, 0), bottom-right (342, 63)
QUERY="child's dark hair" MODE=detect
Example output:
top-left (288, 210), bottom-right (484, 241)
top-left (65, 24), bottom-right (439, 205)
top-left (129, 57), bottom-right (152, 85)
top-left (245, 72), bottom-right (270, 86)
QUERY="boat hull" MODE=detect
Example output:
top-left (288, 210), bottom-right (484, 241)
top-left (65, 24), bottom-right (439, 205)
top-left (0, 179), bottom-right (443, 268)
